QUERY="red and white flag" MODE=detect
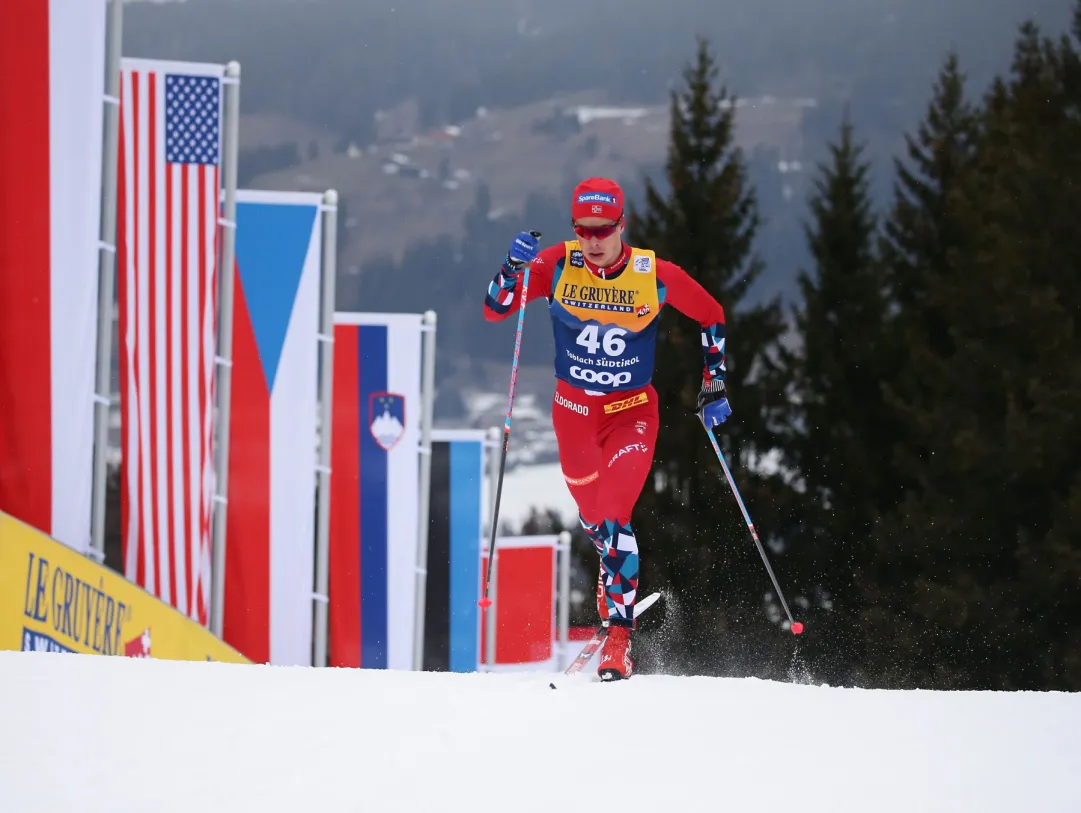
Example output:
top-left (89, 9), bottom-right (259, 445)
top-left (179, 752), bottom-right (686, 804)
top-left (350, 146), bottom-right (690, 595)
top-left (117, 58), bottom-right (225, 624)
top-left (223, 190), bottom-right (325, 665)
top-left (0, 0), bottom-right (107, 552)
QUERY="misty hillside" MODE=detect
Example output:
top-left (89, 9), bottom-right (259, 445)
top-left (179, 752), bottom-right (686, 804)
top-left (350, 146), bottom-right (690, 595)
top-left (120, 0), bottom-right (1074, 420)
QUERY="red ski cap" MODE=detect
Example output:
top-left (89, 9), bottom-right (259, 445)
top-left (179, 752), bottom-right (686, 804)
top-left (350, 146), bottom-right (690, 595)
top-left (571, 177), bottom-right (623, 223)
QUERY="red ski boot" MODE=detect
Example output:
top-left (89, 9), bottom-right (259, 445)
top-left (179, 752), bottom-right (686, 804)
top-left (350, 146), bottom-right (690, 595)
top-left (597, 625), bottom-right (633, 681)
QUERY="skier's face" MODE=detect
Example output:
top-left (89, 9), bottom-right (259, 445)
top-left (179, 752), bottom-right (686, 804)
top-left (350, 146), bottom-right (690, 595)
top-left (572, 217), bottom-right (623, 267)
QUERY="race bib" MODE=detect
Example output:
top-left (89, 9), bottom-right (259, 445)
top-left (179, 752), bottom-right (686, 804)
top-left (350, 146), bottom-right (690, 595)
top-left (548, 242), bottom-right (660, 393)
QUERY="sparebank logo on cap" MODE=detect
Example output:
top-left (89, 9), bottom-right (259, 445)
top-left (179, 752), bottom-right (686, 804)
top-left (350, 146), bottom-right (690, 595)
top-left (577, 192), bottom-right (617, 205)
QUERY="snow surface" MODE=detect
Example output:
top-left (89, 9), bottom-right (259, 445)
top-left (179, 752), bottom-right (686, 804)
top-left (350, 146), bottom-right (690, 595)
top-left (2, 652), bottom-right (1079, 812)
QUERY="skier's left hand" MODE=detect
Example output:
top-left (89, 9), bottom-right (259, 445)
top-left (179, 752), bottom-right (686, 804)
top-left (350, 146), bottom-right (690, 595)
top-left (697, 378), bottom-right (732, 427)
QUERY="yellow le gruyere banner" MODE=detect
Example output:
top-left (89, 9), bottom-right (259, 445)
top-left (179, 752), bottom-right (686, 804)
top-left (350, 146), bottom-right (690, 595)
top-left (0, 511), bottom-right (249, 664)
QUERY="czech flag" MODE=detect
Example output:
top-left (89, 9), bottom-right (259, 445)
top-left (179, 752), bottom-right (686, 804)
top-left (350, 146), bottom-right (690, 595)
top-left (223, 190), bottom-right (325, 665)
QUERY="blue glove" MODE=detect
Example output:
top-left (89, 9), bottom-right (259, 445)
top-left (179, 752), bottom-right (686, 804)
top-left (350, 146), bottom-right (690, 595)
top-left (697, 379), bottom-right (732, 427)
top-left (506, 230), bottom-right (540, 268)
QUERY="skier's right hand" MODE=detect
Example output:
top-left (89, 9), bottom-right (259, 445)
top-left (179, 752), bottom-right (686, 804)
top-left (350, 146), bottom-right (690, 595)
top-left (697, 378), bottom-right (732, 428)
top-left (505, 230), bottom-right (540, 270)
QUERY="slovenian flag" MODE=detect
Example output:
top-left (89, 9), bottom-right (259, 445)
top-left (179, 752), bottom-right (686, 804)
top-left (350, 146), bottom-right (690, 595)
top-left (330, 314), bottom-right (424, 669)
top-left (223, 190), bottom-right (325, 665)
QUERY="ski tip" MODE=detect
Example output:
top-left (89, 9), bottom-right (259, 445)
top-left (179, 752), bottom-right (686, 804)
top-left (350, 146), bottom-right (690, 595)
top-left (633, 591), bottom-right (663, 618)
top-left (549, 682), bottom-right (557, 690)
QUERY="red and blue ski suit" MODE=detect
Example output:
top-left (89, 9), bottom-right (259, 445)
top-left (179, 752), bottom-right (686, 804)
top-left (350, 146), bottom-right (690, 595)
top-left (483, 240), bottom-right (727, 625)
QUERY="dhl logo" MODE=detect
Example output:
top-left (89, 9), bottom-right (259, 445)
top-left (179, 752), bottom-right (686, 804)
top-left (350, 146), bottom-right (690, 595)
top-left (603, 392), bottom-right (648, 414)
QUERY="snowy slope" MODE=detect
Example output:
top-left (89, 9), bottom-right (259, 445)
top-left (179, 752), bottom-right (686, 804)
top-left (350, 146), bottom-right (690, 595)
top-left (2, 651), bottom-right (1079, 813)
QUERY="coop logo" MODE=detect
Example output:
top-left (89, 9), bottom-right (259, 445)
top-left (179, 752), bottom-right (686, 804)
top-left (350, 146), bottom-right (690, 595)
top-left (607, 442), bottom-right (650, 468)
top-left (555, 391), bottom-right (589, 416)
top-left (576, 192), bottom-right (617, 205)
top-left (570, 366), bottom-right (632, 387)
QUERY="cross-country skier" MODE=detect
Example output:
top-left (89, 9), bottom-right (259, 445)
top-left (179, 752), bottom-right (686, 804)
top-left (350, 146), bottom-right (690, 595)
top-left (482, 177), bottom-right (731, 681)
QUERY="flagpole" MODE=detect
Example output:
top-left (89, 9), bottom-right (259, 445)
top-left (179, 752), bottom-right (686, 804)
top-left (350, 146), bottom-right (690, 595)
top-left (210, 60), bottom-right (241, 638)
top-left (312, 189), bottom-right (338, 668)
top-left (411, 310), bottom-right (437, 671)
top-left (89, 0), bottom-right (124, 563)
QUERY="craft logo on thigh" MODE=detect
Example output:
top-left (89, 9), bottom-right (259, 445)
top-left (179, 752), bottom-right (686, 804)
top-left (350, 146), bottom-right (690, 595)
top-left (603, 392), bottom-right (648, 414)
top-left (607, 442), bottom-right (649, 468)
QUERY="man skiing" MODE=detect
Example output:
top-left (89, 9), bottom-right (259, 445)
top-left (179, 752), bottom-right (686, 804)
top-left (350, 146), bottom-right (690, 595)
top-left (482, 177), bottom-right (731, 680)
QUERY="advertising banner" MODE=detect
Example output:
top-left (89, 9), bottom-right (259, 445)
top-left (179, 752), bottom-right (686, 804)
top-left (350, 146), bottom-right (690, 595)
top-left (0, 511), bottom-right (248, 663)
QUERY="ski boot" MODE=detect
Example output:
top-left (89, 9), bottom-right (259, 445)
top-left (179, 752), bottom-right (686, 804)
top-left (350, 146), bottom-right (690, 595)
top-left (598, 624), bottom-right (633, 681)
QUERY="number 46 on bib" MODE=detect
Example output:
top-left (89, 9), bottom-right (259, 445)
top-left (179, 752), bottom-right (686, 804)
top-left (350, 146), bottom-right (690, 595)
top-left (576, 324), bottom-right (627, 357)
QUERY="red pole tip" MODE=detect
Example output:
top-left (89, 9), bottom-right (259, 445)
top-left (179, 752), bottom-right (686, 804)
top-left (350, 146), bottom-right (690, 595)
top-left (478, 597), bottom-right (492, 609)
top-left (791, 621), bottom-right (804, 635)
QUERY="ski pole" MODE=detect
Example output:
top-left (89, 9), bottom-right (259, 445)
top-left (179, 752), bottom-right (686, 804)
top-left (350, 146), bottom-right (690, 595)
top-left (479, 231), bottom-right (541, 609)
top-left (700, 420), bottom-right (804, 635)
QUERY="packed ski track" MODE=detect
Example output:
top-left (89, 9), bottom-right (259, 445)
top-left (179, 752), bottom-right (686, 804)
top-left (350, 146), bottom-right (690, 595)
top-left (2, 652), bottom-right (1079, 813)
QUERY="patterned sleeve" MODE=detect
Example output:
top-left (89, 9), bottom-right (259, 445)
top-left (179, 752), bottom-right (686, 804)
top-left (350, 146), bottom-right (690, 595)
top-left (482, 244), bottom-right (559, 321)
top-left (656, 258), bottom-right (727, 382)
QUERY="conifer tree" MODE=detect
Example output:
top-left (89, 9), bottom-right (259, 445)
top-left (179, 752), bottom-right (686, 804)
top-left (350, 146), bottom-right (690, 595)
top-left (626, 38), bottom-right (792, 676)
top-left (866, 11), bottom-right (1081, 690)
top-left (875, 52), bottom-right (981, 510)
top-left (777, 113), bottom-right (891, 682)
top-left (880, 52), bottom-right (979, 317)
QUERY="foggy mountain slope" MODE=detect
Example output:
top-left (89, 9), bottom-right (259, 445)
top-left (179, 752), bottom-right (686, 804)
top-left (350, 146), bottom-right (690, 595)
top-left (118, 0), bottom-right (1074, 375)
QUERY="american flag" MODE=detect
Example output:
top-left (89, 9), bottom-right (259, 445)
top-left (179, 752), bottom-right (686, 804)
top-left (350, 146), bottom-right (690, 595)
top-left (118, 59), bottom-right (224, 625)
